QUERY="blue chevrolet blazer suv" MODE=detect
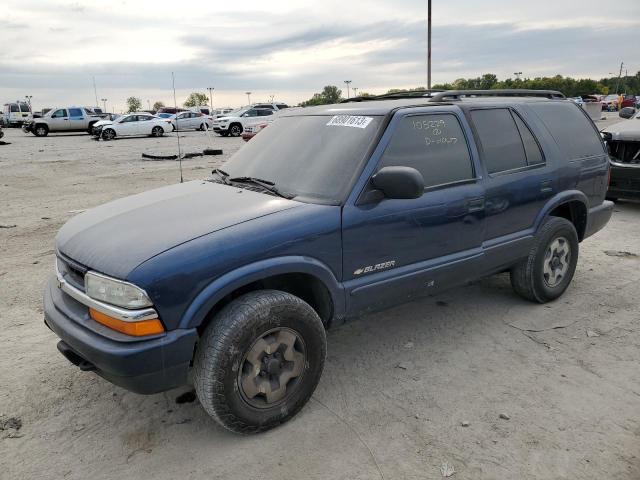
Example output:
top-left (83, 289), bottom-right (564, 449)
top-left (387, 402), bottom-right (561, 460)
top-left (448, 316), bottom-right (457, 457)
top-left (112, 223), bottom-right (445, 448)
top-left (44, 90), bottom-right (613, 433)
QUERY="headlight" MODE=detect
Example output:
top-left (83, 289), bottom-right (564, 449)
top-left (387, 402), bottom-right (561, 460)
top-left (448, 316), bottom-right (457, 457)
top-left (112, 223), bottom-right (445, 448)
top-left (85, 272), bottom-right (153, 309)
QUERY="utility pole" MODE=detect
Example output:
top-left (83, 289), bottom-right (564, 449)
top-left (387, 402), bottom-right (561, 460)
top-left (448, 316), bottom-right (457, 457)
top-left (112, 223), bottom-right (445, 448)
top-left (344, 80), bottom-right (352, 99)
top-left (147, 99), bottom-right (151, 110)
top-left (427, 0), bottom-right (432, 90)
top-left (246, 92), bottom-right (252, 105)
top-left (615, 61), bottom-right (624, 94)
top-left (207, 87), bottom-right (214, 108)
top-left (92, 76), bottom-right (99, 108)
top-left (101, 98), bottom-right (107, 112)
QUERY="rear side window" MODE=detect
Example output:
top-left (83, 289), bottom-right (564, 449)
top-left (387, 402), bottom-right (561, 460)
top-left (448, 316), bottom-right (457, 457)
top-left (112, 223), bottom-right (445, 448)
top-left (379, 113), bottom-right (474, 188)
top-left (513, 113), bottom-right (544, 166)
top-left (10, 104), bottom-right (19, 112)
top-left (529, 102), bottom-right (604, 159)
top-left (68, 108), bottom-right (83, 117)
top-left (470, 109), bottom-right (528, 174)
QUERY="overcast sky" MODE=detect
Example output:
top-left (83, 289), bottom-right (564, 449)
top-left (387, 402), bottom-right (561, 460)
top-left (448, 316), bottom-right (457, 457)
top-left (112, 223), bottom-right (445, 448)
top-left (1, 0), bottom-right (638, 112)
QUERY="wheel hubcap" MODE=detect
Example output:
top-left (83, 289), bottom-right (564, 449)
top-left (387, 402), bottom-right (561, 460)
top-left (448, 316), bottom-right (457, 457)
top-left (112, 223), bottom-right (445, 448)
top-left (543, 236), bottom-right (570, 287)
top-left (238, 328), bottom-right (306, 408)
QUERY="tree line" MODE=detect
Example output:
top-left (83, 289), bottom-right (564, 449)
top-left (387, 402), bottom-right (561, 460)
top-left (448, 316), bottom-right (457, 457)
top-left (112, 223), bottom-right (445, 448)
top-left (301, 72), bottom-right (640, 106)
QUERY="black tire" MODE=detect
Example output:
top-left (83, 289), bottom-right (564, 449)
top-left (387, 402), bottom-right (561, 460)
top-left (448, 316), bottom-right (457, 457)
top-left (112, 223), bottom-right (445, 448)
top-left (151, 126), bottom-right (164, 137)
top-left (87, 121), bottom-right (98, 134)
top-left (194, 290), bottom-right (326, 434)
top-left (220, 131), bottom-right (229, 137)
top-left (102, 128), bottom-right (116, 141)
top-left (510, 217), bottom-right (579, 303)
top-left (229, 123), bottom-right (242, 137)
top-left (34, 124), bottom-right (49, 137)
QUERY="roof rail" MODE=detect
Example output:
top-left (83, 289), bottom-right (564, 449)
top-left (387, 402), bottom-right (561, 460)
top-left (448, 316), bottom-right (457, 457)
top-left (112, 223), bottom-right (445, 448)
top-left (429, 89), bottom-right (565, 102)
top-left (341, 89), bottom-right (445, 103)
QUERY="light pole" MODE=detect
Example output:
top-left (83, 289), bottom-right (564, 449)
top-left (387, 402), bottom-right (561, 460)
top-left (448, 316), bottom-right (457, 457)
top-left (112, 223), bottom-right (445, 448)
top-left (352, 87), bottom-right (358, 97)
top-left (269, 94), bottom-right (274, 103)
top-left (101, 98), bottom-right (107, 112)
top-left (245, 92), bottom-right (252, 105)
top-left (427, 0), bottom-right (432, 90)
top-left (207, 87), bottom-right (215, 109)
top-left (615, 62), bottom-right (624, 94)
top-left (147, 99), bottom-right (151, 111)
top-left (344, 80), bottom-right (352, 99)
top-left (514, 72), bottom-right (523, 81)
top-left (25, 95), bottom-right (32, 108)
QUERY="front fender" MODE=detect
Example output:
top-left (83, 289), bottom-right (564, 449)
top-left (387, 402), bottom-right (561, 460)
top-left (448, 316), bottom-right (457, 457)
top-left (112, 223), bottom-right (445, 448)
top-left (178, 256), bottom-right (345, 329)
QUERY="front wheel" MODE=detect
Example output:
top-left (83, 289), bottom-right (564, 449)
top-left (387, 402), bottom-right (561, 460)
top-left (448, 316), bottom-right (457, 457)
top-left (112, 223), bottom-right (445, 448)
top-left (510, 217), bottom-right (579, 303)
top-left (34, 124), bottom-right (49, 137)
top-left (101, 128), bottom-right (116, 141)
top-left (151, 126), bottom-right (164, 137)
top-left (194, 290), bottom-right (326, 434)
top-left (229, 123), bottom-right (242, 137)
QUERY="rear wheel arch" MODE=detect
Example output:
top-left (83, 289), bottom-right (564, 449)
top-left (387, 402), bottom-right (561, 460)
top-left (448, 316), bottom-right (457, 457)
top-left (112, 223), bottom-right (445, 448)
top-left (548, 200), bottom-right (587, 241)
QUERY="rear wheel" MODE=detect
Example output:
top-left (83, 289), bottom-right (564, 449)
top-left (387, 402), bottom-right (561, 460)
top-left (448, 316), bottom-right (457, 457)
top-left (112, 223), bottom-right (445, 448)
top-left (34, 124), bottom-right (49, 137)
top-left (194, 290), bottom-right (326, 434)
top-left (151, 126), bottom-right (164, 137)
top-left (87, 121), bottom-right (97, 134)
top-left (101, 128), bottom-right (116, 141)
top-left (510, 217), bottom-right (579, 303)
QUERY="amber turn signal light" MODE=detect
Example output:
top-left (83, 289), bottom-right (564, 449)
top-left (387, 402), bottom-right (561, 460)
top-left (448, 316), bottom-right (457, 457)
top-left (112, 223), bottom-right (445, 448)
top-left (89, 308), bottom-right (165, 336)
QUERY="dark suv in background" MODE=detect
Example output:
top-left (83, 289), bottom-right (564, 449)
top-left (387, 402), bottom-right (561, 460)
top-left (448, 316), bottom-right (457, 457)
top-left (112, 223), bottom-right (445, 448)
top-left (45, 90), bottom-right (612, 433)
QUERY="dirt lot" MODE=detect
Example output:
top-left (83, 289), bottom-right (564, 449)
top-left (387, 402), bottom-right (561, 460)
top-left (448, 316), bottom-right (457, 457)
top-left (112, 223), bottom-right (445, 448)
top-left (1, 119), bottom-right (638, 480)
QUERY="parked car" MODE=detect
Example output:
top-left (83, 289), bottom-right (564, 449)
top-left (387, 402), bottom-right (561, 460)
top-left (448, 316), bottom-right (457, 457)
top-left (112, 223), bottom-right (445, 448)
top-left (3, 102), bottom-right (32, 126)
top-left (602, 109), bottom-right (640, 200)
top-left (211, 107), bottom-right (275, 136)
top-left (253, 102), bottom-right (289, 111)
top-left (0, 125), bottom-right (4, 139)
top-left (241, 121), bottom-right (270, 141)
top-left (169, 111), bottom-right (213, 131)
top-left (212, 108), bottom-right (234, 119)
top-left (156, 107), bottom-right (187, 115)
top-left (44, 90), bottom-right (612, 434)
top-left (22, 107), bottom-right (101, 136)
top-left (92, 113), bottom-right (172, 140)
top-left (188, 106), bottom-right (211, 115)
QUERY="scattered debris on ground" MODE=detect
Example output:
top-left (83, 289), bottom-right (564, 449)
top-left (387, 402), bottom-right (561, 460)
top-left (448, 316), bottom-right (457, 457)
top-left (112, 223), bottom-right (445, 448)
top-left (603, 250), bottom-right (638, 258)
top-left (440, 462), bottom-right (456, 477)
top-left (586, 330), bottom-right (600, 338)
top-left (499, 413), bottom-right (511, 420)
top-left (175, 391), bottom-right (197, 404)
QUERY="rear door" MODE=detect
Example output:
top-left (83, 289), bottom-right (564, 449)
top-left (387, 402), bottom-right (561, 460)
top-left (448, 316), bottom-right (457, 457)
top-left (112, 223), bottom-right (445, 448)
top-left (67, 108), bottom-right (86, 131)
top-left (342, 108), bottom-right (485, 315)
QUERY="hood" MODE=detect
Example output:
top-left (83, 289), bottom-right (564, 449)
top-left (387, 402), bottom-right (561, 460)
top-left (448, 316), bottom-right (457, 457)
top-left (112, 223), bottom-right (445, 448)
top-left (603, 118), bottom-right (640, 141)
top-left (93, 120), bottom-right (114, 127)
top-left (56, 180), bottom-right (300, 279)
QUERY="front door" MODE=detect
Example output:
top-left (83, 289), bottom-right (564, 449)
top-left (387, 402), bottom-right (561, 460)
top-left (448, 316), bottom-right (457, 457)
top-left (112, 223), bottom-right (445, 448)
top-left (49, 108), bottom-right (70, 131)
top-left (342, 110), bottom-right (485, 315)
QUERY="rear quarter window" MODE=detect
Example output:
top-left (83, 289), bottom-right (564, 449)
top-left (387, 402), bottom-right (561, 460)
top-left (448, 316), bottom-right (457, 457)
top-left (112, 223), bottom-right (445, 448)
top-left (529, 102), bottom-right (604, 160)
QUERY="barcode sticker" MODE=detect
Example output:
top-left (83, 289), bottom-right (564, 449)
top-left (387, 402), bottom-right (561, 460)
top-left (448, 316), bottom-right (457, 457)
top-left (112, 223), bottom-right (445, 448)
top-left (326, 115), bottom-right (373, 129)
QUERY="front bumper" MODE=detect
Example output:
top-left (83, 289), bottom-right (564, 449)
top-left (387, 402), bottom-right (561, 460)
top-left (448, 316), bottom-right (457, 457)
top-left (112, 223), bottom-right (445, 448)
top-left (43, 276), bottom-right (198, 394)
top-left (608, 161), bottom-right (640, 200)
top-left (213, 125), bottom-right (229, 134)
top-left (584, 200), bottom-right (614, 239)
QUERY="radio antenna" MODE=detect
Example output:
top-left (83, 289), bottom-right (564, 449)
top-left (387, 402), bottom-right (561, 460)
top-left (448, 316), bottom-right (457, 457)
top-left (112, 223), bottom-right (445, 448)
top-left (172, 72), bottom-right (183, 183)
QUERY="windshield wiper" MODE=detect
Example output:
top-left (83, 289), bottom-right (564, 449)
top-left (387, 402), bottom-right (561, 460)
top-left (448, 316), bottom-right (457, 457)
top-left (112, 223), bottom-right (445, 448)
top-left (211, 168), bottom-right (230, 185)
top-left (229, 176), bottom-right (294, 199)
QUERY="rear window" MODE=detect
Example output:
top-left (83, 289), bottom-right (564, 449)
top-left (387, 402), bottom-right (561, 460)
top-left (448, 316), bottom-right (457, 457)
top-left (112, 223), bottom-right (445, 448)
top-left (19, 103), bottom-right (30, 112)
top-left (529, 102), bottom-right (604, 160)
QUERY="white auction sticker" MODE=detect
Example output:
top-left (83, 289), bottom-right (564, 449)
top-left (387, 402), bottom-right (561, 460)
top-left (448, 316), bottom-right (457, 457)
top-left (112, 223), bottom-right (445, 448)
top-left (326, 115), bottom-right (373, 129)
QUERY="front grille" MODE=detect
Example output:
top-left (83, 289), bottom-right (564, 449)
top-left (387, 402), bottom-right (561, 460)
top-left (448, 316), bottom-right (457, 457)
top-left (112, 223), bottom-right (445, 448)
top-left (609, 141), bottom-right (640, 164)
top-left (56, 254), bottom-right (87, 291)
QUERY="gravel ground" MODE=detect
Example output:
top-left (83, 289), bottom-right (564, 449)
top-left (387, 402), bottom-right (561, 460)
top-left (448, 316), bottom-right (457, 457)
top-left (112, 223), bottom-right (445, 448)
top-left (0, 118), bottom-right (638, 480)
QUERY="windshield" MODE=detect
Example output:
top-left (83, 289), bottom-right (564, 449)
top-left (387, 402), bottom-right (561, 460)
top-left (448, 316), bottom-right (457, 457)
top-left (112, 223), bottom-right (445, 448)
top-left (221, 115), bottom-right (383, 204)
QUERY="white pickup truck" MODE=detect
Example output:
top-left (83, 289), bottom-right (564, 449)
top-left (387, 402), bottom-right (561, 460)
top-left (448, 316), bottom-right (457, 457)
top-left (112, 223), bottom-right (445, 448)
top-left (22, 107), bottom-right (101, 137)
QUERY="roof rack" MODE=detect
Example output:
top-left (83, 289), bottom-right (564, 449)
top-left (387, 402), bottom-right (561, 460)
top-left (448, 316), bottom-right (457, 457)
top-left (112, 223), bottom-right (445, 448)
top-left (341, 89), bottom-right (445, 103)
top-left (428, 89), bottom-right (565, 102)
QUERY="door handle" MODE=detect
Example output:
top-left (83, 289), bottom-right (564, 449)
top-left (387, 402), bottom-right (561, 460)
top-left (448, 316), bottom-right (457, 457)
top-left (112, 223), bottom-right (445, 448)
top-left (540, 180), bottom-right (553, 194)
top-left (467, 197), bottom-right (485, 213)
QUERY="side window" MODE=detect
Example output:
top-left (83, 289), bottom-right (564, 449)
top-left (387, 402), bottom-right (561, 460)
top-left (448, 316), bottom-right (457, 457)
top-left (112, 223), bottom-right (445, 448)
top-left (10, 104), bottom-right (19, 113)
top-left (529, 102), bottom-right (604, 159)
top-left (245, 109), bottom-right (258, 117)
top-left (470, 109), bottom-right (527, 174)
top-left (512, 113), bottom-right (544, 166)
top-left (258, 109), bottom-right (273, 116)
top-left (52, 109), bottom-right (68, 118)
top-left (68, 108), bottom-right (83, 117)
top-left (379, 113), bottom-right (474, 188)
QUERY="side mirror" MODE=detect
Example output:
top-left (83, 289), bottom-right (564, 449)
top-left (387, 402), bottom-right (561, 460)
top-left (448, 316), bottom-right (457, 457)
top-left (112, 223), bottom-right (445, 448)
top-left (371, 166), bottom-right (424, 200)
top-left (619, 107), bottom-right (635, 119)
